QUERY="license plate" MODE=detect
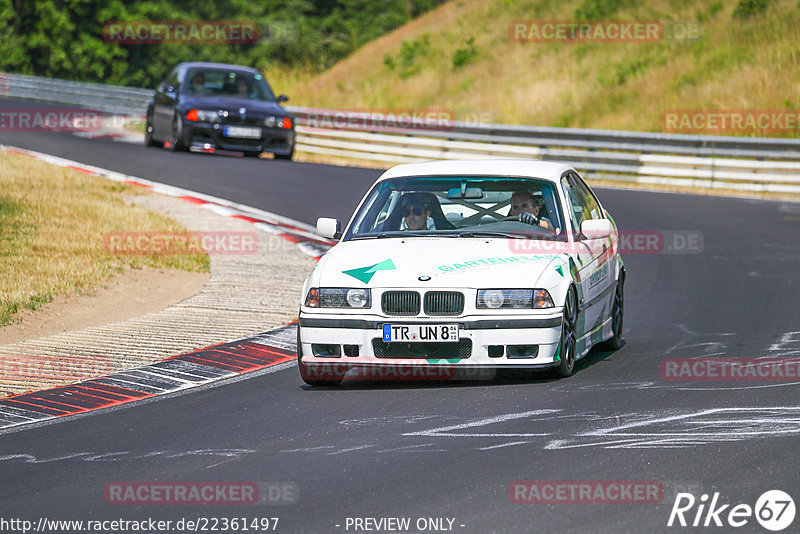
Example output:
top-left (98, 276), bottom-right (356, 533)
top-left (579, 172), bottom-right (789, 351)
top-left (224, 126), bottom-right (261, 139)
top-left (382, 324), bottom-right (459, 343)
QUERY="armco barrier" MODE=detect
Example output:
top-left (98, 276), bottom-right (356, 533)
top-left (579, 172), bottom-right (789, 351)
top-left (2, 72), bottom-right (799, 193)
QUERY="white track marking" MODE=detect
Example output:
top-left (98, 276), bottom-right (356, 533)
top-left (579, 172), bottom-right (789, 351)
top-left (403, 409), bottom-right (560, 438)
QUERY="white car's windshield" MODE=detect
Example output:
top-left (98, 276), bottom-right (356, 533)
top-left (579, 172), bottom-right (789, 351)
top-left (344, 176), bottom-right (565, 241)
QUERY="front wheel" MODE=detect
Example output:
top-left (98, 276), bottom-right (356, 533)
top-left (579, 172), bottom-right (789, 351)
top-left (553, 286), bottom-right (578, 378)
top-left (144, 110), bottom-right (161, 148)
top-left (166, 116), bottom-right (187, 152)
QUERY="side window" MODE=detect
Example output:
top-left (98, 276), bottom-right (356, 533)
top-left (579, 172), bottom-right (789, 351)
top-left (570, 173), bottom-right (602, 221)
top-left (164, 69), bottom-right (179, 91)
top-left (560, 175), bottom-right (586, 234)
top-left (372, 192), bottom-right (399, 230)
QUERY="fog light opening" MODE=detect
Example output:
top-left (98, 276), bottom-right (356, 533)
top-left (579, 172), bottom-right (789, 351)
top-left (343, 344), bottom-right (360, 357)
top-left (488, 345), bottom-right (504, 358)
top-left (506, 345), bottom-right (539, 358)
top-left (311, 344), bottom-right (341, 357)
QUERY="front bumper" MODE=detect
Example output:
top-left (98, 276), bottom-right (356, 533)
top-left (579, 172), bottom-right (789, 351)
top-left (297, 313), bottom-right (564, 369)
top-left (182, 122), bottom-right (294, 155)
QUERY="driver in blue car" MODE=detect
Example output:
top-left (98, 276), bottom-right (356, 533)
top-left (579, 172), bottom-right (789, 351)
top-left (509, 191), bottom-right (554, 232)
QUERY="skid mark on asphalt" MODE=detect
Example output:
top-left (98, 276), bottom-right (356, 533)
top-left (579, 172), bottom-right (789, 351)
top-left (273, 407), bottom-right (800, 454)
top-left (551, 379), bottom-right (800, 392)
top-left (544, 406), bottom-right (800, 449)
top-left (0, 448), bottom-right (256, 465)
top-left (0, 324), bottom-right (298, 431)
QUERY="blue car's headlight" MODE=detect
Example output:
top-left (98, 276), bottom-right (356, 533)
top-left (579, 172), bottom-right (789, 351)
top-left (186, 109), bottom-right (221, 123)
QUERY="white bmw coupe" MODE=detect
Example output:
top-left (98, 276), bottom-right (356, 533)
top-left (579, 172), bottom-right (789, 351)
top-left (298, 160), bottom-right (624, 385)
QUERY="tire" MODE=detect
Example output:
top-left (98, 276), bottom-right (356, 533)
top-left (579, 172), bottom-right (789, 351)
top-left (297, 327), bottom-right (345, 386)
top-left (144, 110), bottom-right (161, 148)
top-left (244, 150), bottom-right (263, 158)
top-left (166, 115), bottom-right (187, 152)
top-left (600, 270), bottom-right (625, 351)
top-left (553, 285), bottom-right (578, 378)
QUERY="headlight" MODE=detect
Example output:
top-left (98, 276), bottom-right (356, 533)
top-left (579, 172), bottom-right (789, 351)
top-left (476, 289), bottom-right (554, 309)
top-left (186, 109), bottom-right (220, 122)
top-left (533, 289), bottom-right (554, 309)
top-left (305, 288), bottom-right (371, 308)
top-left (264, 116), bottom-right (292, 129)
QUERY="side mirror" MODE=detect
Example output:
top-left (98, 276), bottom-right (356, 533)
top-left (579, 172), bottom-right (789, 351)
top-left (580, 219), bottom-right (612, 239)
top-left (277, 95), bottom-right (289, 103)
top-left (317, 217), bottom-right (341, 239)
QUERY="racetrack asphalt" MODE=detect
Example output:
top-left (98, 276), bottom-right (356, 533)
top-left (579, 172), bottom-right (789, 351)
top-left (1, 124), bottom-right (800, 533)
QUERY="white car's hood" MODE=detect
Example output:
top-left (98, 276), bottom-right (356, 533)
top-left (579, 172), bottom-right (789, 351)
top-left (314, 237), bottom-right (568, 289)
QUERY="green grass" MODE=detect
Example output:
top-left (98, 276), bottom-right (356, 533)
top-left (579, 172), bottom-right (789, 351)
top-left (275, 0), bottom-right (800, 136)
top-left (0, 151), bottom-right (209, 326)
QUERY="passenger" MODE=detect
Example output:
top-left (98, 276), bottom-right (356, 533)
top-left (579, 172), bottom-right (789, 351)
top-left (189, 72), bottom-right (207, 94)
top-left (235, 78), bottom-right (251, 98)
top-left (509, 191), bottom-right (554, 232)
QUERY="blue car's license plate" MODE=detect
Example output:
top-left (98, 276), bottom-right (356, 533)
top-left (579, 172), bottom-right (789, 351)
top-left (224, 126), bottom-right (261, 139)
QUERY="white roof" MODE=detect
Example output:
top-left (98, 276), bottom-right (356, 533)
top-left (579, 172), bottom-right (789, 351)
top-left (378, 159), bottom-right (574, 182)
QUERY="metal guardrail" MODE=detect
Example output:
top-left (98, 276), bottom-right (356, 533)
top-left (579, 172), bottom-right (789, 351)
top-left (1, 72), bottom-right (153, 115)
top-left (2, 72), bottom-right (800, 193)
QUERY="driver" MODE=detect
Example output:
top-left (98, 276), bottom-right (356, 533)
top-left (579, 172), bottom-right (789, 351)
top-left (235, 78), bottom-right (252, 98)
top-left (509, 191), bottom-right (554, 232)
top-left (400, 193), bottom-right (432, 231)
top-left (189, 72), bottom-right (207, 94)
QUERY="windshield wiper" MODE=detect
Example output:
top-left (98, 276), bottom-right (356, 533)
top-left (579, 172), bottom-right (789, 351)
top-left (350, 233), bottom-right (430, 240)
top-left (457, 231), bottom-right (524, 239)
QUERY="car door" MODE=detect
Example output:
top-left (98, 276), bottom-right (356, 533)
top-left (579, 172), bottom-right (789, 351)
top-left (560, 172), bottom-right (613, 352)
top-left (152, 68), bottom-right (182, 136)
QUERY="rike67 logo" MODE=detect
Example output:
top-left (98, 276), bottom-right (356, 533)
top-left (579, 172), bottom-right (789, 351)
top-left (668, 490), bottom-right (795, 531)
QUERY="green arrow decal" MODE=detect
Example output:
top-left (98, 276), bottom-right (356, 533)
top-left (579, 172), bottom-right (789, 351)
top-left (343, 259), bottom-right (396, 284)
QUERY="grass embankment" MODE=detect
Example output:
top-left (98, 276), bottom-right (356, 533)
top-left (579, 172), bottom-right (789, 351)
top-left (272, 0), bottom-right (799, 135)
top-left (0, 150), bottom-right (209, 326)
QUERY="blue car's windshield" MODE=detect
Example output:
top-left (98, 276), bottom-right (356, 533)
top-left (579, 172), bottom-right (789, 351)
top-left (182, 69), bottom-right (276, 102)
top-left (344, 176), bottom-right (565, 241)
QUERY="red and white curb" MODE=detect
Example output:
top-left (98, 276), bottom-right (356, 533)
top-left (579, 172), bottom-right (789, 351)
top-left (0, 145), bottom-right (338, 430)
top-left (2, 145), bottom-right (336, 259)
top-left (0, 324), bottom-right (299, 431)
